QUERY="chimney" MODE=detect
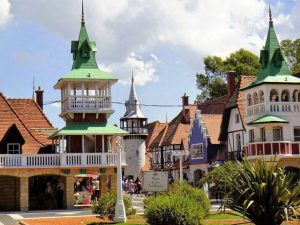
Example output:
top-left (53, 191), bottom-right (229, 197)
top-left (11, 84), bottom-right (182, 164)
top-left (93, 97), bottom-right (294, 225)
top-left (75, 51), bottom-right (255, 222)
top-left (181, 94), bottom-right (190, 124)
top-left (35, 86), bottom-right (44, 110)
top-left (182, 93), bottom-right (189, 107)
top-left (226, 71), bottom-right (236, 97)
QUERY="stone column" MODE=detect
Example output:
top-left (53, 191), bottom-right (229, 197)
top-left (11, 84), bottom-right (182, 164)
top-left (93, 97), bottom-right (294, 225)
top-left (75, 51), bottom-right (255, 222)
top-left (110, 174), bottom-right (117, 193)
top-left (20, 177), bottom-right (29, 211)
top-left (65, 176), bottom-right (74, 209)
top-left (100, 175), bottom-right (108, 197)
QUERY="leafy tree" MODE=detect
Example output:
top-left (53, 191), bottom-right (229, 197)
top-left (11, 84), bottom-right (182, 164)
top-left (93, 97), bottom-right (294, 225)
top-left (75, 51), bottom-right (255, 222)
top-left (196, 49), bottom-right (259, 101)
top-left (281, 39), bottom-right (300, 74)
top-left (202, 158), bottom-right (300, 225)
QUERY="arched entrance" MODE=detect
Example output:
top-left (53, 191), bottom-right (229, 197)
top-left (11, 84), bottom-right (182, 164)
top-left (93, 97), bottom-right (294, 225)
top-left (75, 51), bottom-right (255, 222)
top-left (29, 175), bottom-right (66, 210)
top-left (0, 175), bottom-right (20, 211)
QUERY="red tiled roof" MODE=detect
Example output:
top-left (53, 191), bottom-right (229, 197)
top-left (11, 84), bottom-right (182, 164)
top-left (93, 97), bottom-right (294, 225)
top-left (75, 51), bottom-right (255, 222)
top-left (0, 93), bottom-right (54, 154)
top-left (145, 121), bottom-right (167, 152)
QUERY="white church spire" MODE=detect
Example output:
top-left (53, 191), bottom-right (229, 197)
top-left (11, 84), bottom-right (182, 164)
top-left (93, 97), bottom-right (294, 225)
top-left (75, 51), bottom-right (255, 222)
top-left (122, 73), bottom-right (145, 118)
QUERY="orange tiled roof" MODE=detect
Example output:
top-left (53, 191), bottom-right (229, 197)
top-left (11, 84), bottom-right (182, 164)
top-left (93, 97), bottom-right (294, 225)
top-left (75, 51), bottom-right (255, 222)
top-left (0, 93), bottom-right (54, 154)
top-left (8, 98), bottom-right (55, 145)
top-left (146, 121), bottom-right (167, 152)
top-left (202, 114), bottom-right (223, 144)
top-left (161, 105), bottom-right (197, 150)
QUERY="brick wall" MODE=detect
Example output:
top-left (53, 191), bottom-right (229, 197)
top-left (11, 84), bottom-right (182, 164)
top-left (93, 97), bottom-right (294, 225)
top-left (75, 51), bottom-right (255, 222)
top-left (0, 176), bottom-right (19, 210)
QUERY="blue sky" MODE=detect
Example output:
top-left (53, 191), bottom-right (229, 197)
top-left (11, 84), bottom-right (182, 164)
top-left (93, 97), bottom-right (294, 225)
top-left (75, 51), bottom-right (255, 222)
top-left (0, 0), bottom-right (299, 129)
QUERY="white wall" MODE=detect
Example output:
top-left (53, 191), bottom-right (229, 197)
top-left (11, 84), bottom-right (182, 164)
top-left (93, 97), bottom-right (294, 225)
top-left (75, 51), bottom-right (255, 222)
top-left (227, 107), bottom-right (245, 152)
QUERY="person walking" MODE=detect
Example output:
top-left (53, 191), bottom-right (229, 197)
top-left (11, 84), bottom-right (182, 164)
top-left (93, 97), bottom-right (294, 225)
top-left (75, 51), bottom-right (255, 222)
top-left (94, 178), bottom-right (100, 201)
top-left (134, 177), bottom-right (142, 197)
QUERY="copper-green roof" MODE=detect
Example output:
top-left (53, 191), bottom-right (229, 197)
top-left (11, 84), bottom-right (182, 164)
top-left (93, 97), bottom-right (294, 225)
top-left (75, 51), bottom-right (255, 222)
top-left (242, 9), bottom-right (300, 90)
top-left (248, 115), bottom-right (288, 125)
top-left (50, 123), bottom-right (128, 138)
top-left (55, 9), bottom-right (118, 88)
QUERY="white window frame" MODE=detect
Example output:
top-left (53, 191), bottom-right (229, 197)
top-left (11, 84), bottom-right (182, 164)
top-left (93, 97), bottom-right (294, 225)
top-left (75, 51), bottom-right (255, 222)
top-left (190, 143), bottom-right (203, 159)
top-left (294, 127), bottom-right (300, 141)
top-left (260, 127), bottom-right (266, 142)
top-left (7, 143), bottom-right (20, 154)
top-left (249, 129), bottom-right (255, 143)
top-left (273, 127), bottom-right (283, 141)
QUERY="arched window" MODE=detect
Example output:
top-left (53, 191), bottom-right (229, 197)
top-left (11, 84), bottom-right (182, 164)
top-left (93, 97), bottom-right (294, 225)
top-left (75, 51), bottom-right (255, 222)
top-left (281, 89), bottom-right (289, 102)
top-left (247, 94), bottom-right (252, 106)
top-left (253, 92), bottom-right (259, 104)
top-left (259, 90), bottom-right (264, 103)
top-left (293, 90), bottom-right (298, 102)
top-left (270, 89), bottom-right (279, 102)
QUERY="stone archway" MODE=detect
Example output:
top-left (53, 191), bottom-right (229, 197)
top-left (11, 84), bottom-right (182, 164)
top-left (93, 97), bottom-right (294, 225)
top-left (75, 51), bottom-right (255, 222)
top-left (29, 175), bottom-right (66, 210)
top-left (0, 175), bottom-right (20, 211)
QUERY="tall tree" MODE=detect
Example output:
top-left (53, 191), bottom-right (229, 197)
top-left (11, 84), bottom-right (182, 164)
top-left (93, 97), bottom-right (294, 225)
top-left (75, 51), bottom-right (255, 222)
top-left (196, 49), bottom-right (259, 101)
top-left (281, 39), bottom-right (300, 74)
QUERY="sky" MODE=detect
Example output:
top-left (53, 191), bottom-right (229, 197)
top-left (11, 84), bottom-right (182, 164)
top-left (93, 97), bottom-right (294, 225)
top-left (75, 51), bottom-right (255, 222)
top-left (0, 0), bottom-right (299, 129)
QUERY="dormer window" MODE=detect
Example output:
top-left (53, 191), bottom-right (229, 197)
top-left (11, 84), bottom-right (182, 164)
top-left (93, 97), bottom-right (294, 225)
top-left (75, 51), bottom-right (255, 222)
top-left (7, 143), bottom-right (20, 154)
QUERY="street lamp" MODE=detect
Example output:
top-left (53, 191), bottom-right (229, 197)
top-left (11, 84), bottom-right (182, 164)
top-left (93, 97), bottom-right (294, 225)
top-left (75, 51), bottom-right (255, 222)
top-left (114, 136), bottom-right (126, 223)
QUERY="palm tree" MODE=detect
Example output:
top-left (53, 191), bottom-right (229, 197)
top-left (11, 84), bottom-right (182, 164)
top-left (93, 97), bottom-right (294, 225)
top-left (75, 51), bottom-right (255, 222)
top-left (221, 157), bottom-right (300, 225)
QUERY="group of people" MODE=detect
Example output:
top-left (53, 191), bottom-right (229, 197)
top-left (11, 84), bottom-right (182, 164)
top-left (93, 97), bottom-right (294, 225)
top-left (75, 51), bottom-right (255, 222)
top-left (74, 177), bottom-right (100, 204)
top-left (122, 177), bottom-right (143, 197)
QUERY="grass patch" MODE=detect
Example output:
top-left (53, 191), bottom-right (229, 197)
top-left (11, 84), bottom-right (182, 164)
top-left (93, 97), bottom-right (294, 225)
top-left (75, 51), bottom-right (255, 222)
top-left (206, 212), bottom-right (244, 220)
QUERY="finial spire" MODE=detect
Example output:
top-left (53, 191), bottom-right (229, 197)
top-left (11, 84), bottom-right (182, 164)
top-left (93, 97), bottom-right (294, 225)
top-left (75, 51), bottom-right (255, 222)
top-left (81, 0), bottom-right (85, 24)
top-left (269, 5), bottom-right (273, 24)
top-left (131, 69), bottom-right (134, 83)
top-left (32, 76), bottom-right (35, 100)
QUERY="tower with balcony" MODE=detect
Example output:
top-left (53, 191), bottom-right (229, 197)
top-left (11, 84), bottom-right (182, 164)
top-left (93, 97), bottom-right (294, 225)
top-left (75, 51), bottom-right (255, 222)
top-left (241, 8), bottom-right (300, 160)
top-left (120, 76), bottom-right (148, 180)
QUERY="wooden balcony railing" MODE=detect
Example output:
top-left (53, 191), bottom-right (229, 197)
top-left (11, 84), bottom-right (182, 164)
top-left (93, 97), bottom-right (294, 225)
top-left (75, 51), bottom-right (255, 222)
top-left (0, 152), bottom-right (126, 168)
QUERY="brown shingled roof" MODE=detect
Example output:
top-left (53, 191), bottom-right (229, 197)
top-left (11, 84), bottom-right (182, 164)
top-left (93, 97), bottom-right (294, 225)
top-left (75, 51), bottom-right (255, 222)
top-left (198, 95), bottom-right (229, 114)
top-left (145, 121), bottom-right (167, 152)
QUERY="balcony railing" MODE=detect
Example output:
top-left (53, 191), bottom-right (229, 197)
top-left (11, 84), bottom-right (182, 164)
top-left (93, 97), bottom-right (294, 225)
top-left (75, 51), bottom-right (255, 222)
top-left (247, 102), bottom-right (300, 117)
top-left (243, 141), bottom-right (300, 157)
top-left (62, 95), bottom-right (112, 112)
top-left (0, 152), bottom-right (126, 168)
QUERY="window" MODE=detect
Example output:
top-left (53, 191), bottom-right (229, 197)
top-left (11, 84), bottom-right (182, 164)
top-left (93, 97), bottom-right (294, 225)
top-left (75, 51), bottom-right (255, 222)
top-left (260, 127), bottom-right (266, 142)
top-left (236, 134), bottom-right (241, 151)
top-left (235, 114), bottom-right (240, 123)
top-left (294, 127), bottom-right (300, 141)
top-left (191, 144), bottom-right (203, 159)
top-left (273, 127), bottom-right (283, 141)
top-left (249, 129), bottom-right (255, 143)
top-left (7, 143), bottom-right (20, 154)
top-left (136, 150), bottom-right (139, 156)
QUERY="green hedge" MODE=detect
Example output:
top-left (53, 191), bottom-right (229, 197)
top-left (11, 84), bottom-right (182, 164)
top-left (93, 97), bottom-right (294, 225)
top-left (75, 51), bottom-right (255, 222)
top-left (92, 192), bottom-right (136, 218)
top-left (144, 181), bottom-right (210, 225)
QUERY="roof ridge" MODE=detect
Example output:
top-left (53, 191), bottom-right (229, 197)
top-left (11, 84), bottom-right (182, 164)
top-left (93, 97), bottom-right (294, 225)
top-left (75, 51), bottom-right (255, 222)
top-left (1, 93), bottom-right (45, 146)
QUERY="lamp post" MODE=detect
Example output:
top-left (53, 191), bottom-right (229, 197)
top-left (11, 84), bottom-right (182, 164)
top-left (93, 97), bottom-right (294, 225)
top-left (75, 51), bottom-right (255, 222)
top-left (114, 136), bottom-right (126, 223)
top-left (173, 150), bottom-right (189, 181)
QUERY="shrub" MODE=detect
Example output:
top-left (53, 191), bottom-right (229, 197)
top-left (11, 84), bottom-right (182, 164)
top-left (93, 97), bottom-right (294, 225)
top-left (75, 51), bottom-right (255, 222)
top-left (92, 192), bottom-right (135, 218)
top-left (168, 180), bottom-right (210, 217)
top-left (145, 194), bottom-right (203, 225)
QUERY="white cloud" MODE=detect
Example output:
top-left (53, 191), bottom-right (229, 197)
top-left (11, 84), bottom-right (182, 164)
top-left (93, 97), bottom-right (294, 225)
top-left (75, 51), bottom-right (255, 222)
top-left (0, 0), bottom-right (12, 28)
top-left (103, 52), bottom-right (159, 86)
top-left (50, 102), bottom-right (61, 108)
top-left (8, 0), bottom-right (293, 84)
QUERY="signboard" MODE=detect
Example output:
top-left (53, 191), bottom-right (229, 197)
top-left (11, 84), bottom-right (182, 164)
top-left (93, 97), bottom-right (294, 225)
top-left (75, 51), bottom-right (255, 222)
top-left (144, 171), bottom-right (168, 192)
